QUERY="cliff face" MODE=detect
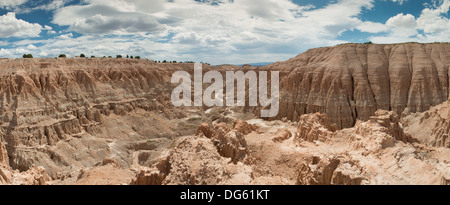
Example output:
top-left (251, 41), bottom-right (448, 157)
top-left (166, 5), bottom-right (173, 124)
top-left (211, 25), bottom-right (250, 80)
top-left (0, 58), bottom-right (203, 177)
top-left (268, 43), bottom-right (450, 128)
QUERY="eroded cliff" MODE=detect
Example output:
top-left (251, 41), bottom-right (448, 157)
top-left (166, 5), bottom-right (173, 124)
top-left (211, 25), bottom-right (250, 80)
top-left (270, 43), bottom-right (450, 128)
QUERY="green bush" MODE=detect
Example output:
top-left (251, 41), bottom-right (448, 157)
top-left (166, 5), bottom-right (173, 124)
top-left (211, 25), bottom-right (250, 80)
top-left (23, 54), bottom-right (33, 58)
top-left (80, 54), bottom-right (86, 58)
top-left (59, 54), bottom-right (67, 58)
top-left (116, 55), bottom-right (122, 59)
top-left (135, 56), bottom-right (141, 59)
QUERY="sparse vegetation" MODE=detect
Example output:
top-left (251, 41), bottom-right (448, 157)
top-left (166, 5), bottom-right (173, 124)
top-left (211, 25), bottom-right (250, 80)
top-left (23, 54), bottom-right (33, 58)
top-left (364, 41), bottom-right (373, 44)
top-left (58, 54), bottom-right (67, 58)
top-left (80, 54), bottom-right (86, 58)
top-left (187, 117), bottom-right (203, 122)
top-left (91, 56), bottom-right (95, 58)
top-left (135, 56), bottom-right (141, 59)
top-left (116, 55), bottom-right (122, 59)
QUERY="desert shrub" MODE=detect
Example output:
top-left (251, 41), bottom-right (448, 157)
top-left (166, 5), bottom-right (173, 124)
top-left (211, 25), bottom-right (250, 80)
top-left (59, 54), bottom-right (66, 58)
top-left (116, 55), bottom-right (122, 59)
top-left (80, 54), bottom-right (86, 58)
top-left (23, 54), bottom-right (33, 58)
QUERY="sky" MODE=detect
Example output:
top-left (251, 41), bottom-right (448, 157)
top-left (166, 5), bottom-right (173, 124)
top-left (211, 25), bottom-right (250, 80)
top-left (1, 0), bottom-right (450, 65)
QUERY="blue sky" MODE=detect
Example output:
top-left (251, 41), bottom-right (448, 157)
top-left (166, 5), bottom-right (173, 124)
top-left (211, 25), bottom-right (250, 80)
top-left (1, 0), bottom-right (450, 65)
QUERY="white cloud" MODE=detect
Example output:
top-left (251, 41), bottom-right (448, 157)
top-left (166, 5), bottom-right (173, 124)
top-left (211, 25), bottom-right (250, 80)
top-left (386, 13), bottom-right (418, 37)
top-left (53, 0), bottom-right (167, 35)
top-left (47, 0), bottom-right (378, 64)
top-left (7, 0), bottom-right (450, 64)
top-left (0, 12), bottom-right (42, 38)
top-left (0, 0), bottom-right (27, 9)
top-left (391, 0), bottom-right (407, 5)
top-left (370, 0), bottom-right (450, 43)
top-left (417, 0), bottom-right (450, 33)
top-left (356, 21), bottom-right (388, 33)
top-left (26, 44), bottom-right (36, 50)
top-left (0, 48), bottom-right (12, 57)
top-left (58, 33), bottom-right (73, 40)
top-left (44, 25), bottom-right (56, 34)
top-left (39, 51), bottom-right (48, 56)
top-left (36, 0), bottom-right (73, 11)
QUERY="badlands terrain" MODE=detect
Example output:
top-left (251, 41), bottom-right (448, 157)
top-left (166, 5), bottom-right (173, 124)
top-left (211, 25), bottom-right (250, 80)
top-left (1, 42), bottom-right (450, 185)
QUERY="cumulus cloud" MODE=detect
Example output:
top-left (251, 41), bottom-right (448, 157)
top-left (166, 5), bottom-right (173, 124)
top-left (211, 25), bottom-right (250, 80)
top-left (53, 0), bottom-right (167, 35)
top-left (47, 0), bottom-right (378, 63)
top-left (386, 13), bottom-right (418, 37)
top-left (0, 12), bottom-right (42, 38)
top-left (3, 0), bottom-right (450, 64)
top-left (370, 0), bottom-right (450, 43)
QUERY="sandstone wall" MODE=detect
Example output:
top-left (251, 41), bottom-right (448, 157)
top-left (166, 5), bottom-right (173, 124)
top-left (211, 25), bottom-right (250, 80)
top-left (268, 43), bottom-right (450, 128)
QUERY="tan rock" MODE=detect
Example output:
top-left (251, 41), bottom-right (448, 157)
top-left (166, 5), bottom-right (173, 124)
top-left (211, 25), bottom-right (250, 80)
top-left (295, 113), bottom-right (337, 143)
top-left (271, 129), bottom-right (293, 143)
top-left (196, 123), bottom-right (213, 138)
top-left (233, 120), bottom-right (258, 135)
top-left (130, 168), bottom-right (165, 185)
top-left (213, 131), bottom-right (248, 164)
top-left (403, 101), bottom-right (450, 148)
top-left (296, 157), bottom-right (340, 185)
top-left (268, 43), bottom-right (450, 128)
top-left (0, 141), bottom-right (8, 168)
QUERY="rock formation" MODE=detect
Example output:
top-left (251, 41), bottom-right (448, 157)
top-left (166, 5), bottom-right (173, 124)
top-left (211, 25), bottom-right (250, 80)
top-left (0, 141), bottom-right (7, 167)
top-left (0, 58), bottom-right (207, 181)
top-left (1, 43), bottom-right (450, 185)
top-left (295, 113), bottom-right (337, 143)
top-left (271, 129), bottom-right (293, 143)
top-left (268, 43), bottom-right (450, 128)
top-left (403, 100), bottom-right (450, 148)
top-left (130, 168), bottom-right (165, 185)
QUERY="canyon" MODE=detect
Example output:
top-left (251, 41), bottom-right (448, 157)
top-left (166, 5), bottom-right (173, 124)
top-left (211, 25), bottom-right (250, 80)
top-left (0, 42), bottom-right (449, 185)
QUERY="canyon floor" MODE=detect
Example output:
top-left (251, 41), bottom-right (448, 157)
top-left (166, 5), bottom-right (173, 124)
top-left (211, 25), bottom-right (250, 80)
top-left (2, 101), bottom-right (449, 185)
top-left (1, 43), bottom-right (450, 185)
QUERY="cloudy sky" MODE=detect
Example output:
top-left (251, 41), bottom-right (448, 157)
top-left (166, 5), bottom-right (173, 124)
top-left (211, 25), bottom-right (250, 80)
top-left (0, 0), bottom-right (450, 65)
